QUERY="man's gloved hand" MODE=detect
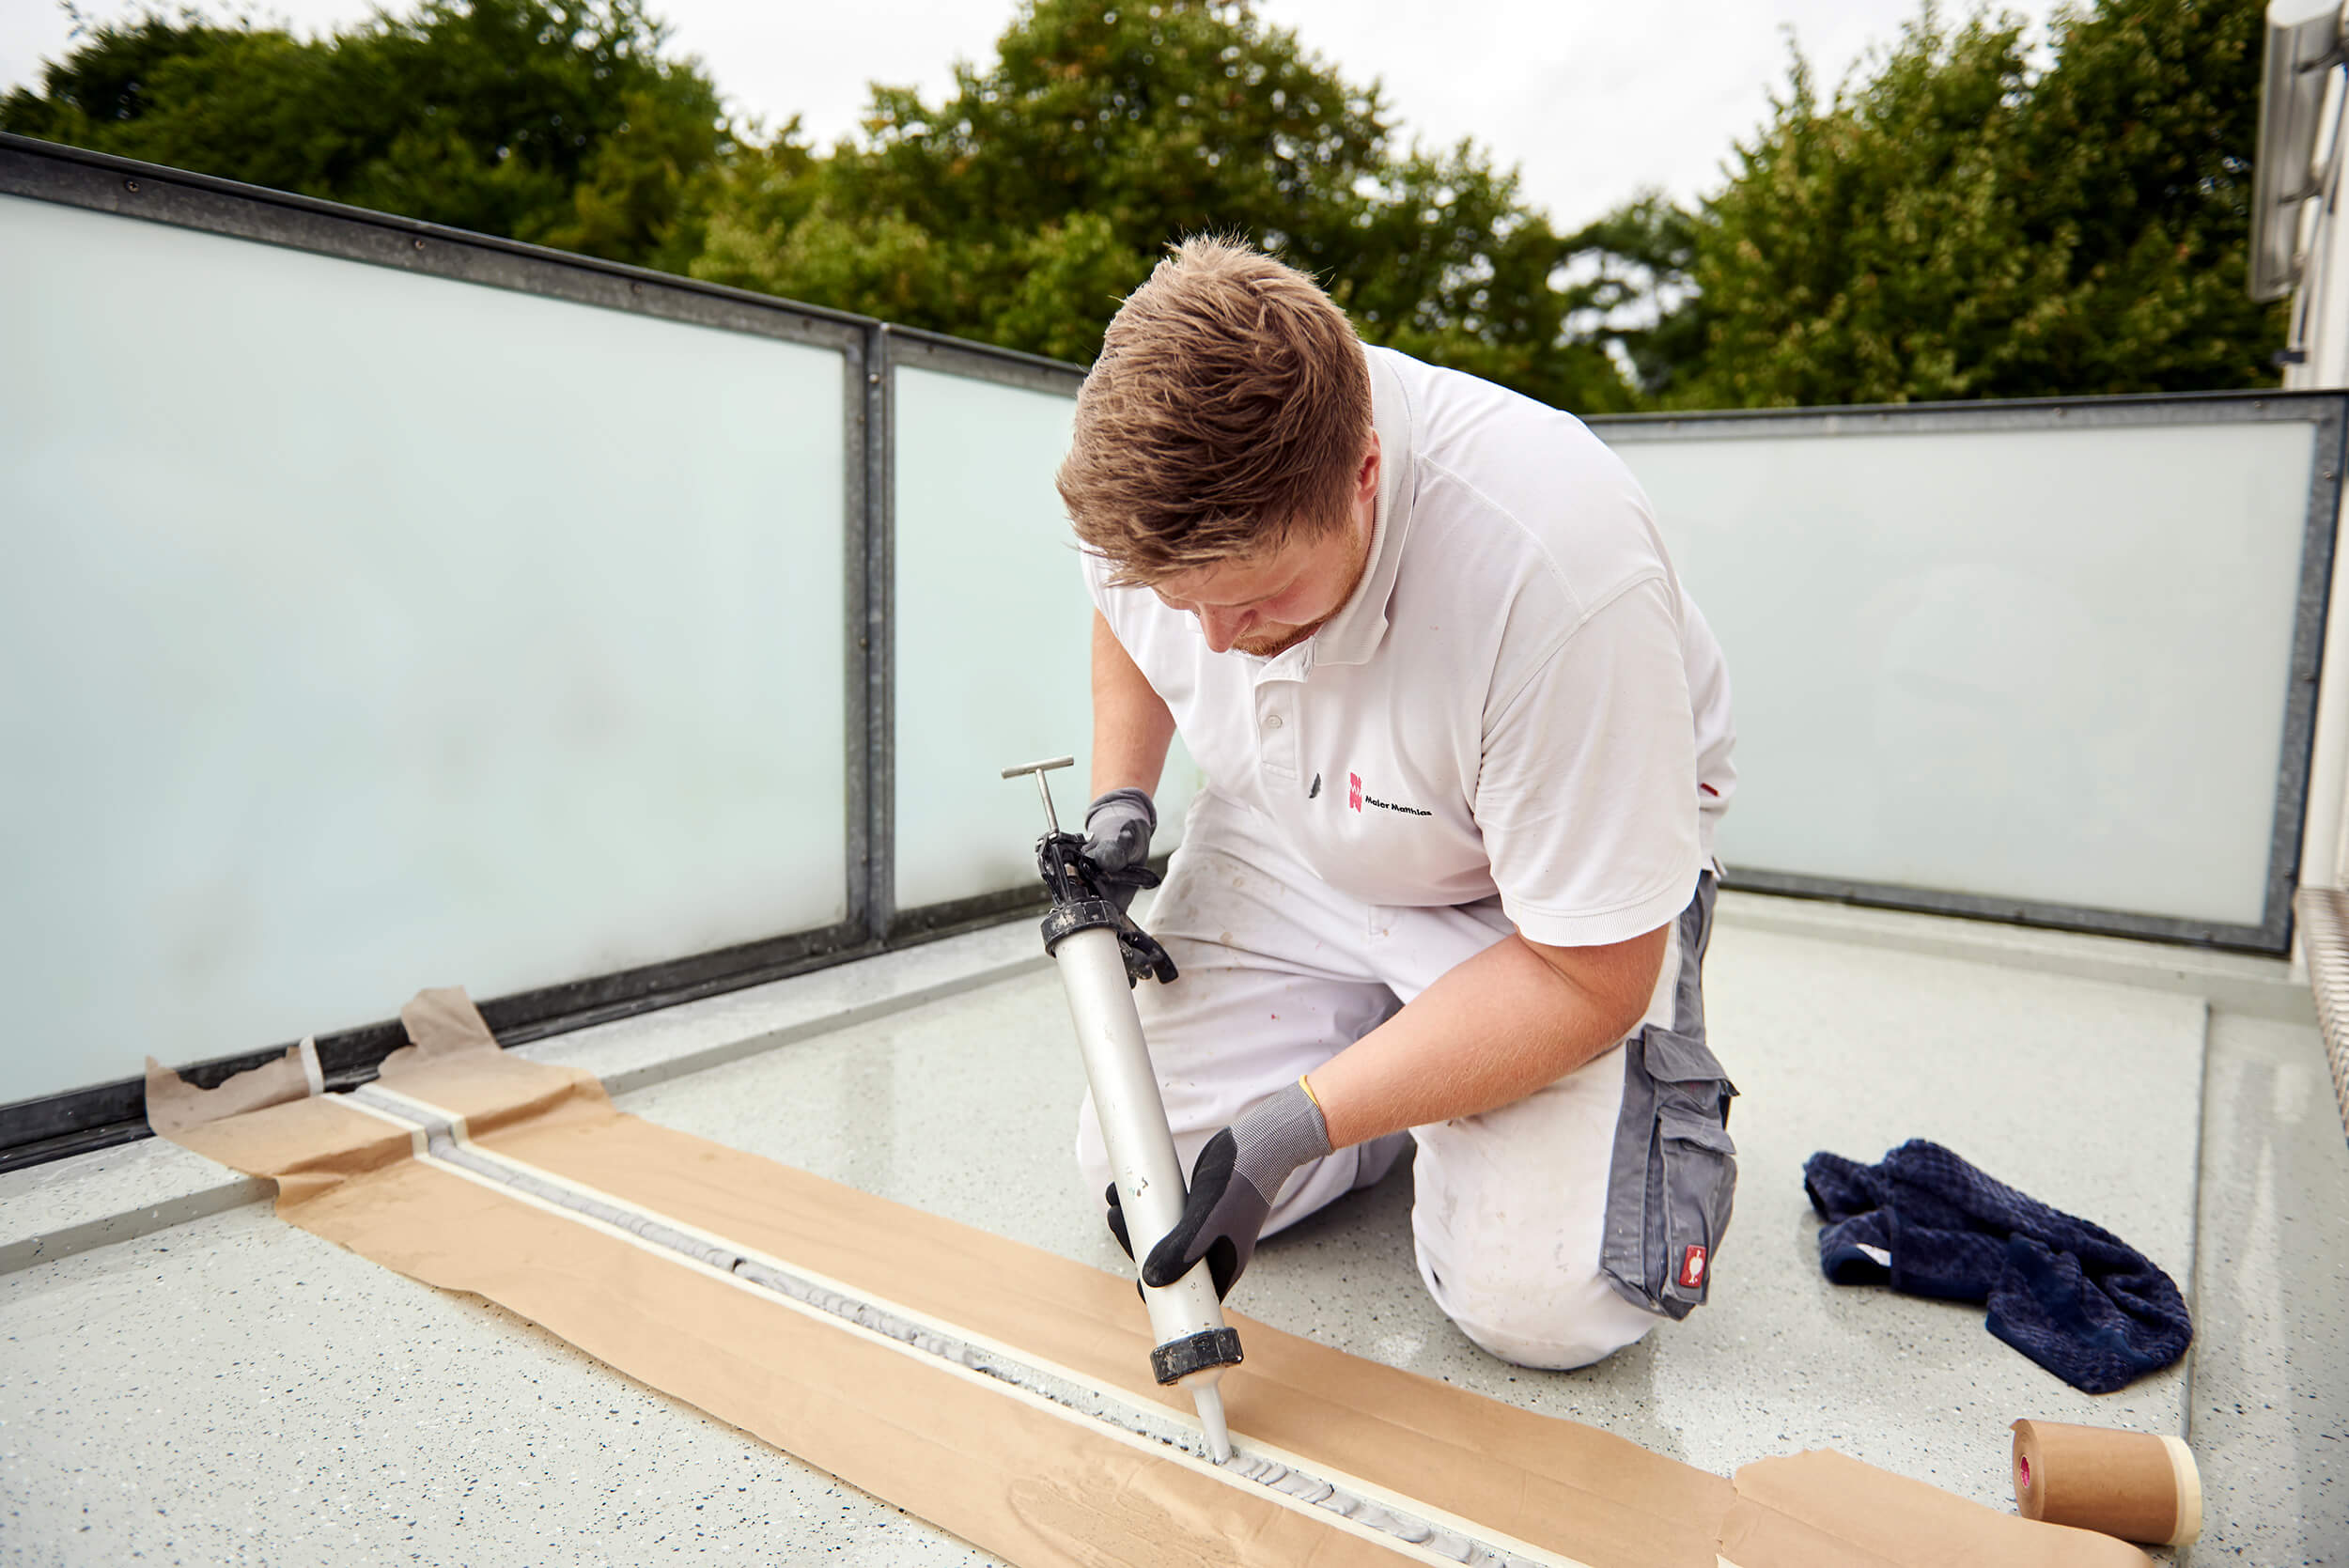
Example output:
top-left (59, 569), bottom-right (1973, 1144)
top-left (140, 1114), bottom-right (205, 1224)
top-left (1081, 787), bottom-right (1158, 911)
top-left (1104, 1078), bottom-right (1332, 1299)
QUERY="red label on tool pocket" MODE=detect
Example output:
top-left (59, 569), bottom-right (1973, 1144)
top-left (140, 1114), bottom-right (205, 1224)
top-left (1679, 1245), bottom-right (1708, 1290)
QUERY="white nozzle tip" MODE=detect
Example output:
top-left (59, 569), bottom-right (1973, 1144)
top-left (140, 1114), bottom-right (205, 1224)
top-left (1192, 1385), bottom-right (1232, 1464)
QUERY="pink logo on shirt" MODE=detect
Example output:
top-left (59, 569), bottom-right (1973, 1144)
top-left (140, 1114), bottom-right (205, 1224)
top-left (1347, 772), bottom-right (1362, 812)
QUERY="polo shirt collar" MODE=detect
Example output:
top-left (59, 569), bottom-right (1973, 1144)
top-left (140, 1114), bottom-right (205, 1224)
top-left (1303, 348), bottom-right (1416, 670)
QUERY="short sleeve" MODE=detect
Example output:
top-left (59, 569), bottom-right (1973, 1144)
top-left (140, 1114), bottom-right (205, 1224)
top-left (1474, 574), bottom-right (1703, 947)
top-left (1079, 543), bottom-right (1112, 616)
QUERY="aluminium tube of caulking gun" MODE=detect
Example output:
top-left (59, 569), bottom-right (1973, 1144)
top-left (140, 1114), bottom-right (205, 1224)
top-left (1003, 756), bottom-right (1243, 1464)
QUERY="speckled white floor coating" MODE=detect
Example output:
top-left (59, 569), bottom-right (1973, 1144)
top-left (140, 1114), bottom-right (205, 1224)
top-left (0, 906), bottom-right (2335, 1565)
top-left (2186, 1012), bottom-right (2349, 1567)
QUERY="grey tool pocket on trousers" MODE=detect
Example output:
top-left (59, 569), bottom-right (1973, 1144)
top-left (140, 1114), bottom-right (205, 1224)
top-left (1599, 875), bottom-right (1737, 1321)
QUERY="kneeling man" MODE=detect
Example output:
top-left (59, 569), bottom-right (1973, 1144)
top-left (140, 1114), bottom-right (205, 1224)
top-left (1059, 239), bottom-right (1738, 1369)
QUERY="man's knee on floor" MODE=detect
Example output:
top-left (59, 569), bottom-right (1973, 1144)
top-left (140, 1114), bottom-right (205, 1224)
top-left (1427, 1258), bottom-right (1657, 1372)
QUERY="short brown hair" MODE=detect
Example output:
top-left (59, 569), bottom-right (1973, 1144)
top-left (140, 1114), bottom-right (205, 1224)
top-left (1057, 237), bottom-right (1372, 586)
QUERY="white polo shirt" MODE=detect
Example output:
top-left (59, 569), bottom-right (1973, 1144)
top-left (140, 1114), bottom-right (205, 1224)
top-left (1084, 346), bottom-right (1735, 949)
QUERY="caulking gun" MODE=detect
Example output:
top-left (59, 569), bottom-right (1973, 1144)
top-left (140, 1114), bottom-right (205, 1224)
top-left (1003, 755), bottom-right (1243, 1464)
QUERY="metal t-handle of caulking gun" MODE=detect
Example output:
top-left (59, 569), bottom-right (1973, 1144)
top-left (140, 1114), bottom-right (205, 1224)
top-left (1002, 755), bottom-right (1241, 1464)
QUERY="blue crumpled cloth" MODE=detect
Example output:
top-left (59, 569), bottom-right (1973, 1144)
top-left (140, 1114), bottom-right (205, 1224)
top-left (1803, 1139), bottom-right (2191, 1394)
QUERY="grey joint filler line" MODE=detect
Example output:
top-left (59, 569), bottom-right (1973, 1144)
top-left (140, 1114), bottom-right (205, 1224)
top-left (1002, 753), bottom-right (1243, 1464)
top-left (339, 1081), bottom-right (1573, 1568)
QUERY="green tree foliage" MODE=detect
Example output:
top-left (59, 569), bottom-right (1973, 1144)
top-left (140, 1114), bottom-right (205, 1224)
top-left (4, 0), bottom-right (2283, 409)
top-left (690, 0), bottom-right (1645, 410)
top-left (1, 1), bottom-right (727, 271)
top-left (1557, 194), bottom-right (1710, 405)
top-left (1675, 0), bottom-right (2283, 408)
top-left (2017, 0), bottom-right (2280, 390)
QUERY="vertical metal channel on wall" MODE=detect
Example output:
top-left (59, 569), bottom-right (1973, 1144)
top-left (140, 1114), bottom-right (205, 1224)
top-left (0, 133), bottom-right (921, 1169)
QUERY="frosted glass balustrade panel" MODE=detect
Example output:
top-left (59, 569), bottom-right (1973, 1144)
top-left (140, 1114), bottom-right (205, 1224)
top-left (0, 194), bottom-right (848, 1105)
top-left (893, 365), bottom-right (1201, 911)
top-left (1610, 420), bottom-right (2320, 927)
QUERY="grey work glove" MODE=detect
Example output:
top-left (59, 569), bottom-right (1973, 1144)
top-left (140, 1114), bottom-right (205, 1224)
top-left (1105, 1079), bottom-right (1332, 1299)
top-left (1081, 786), bottom-right (1158, 912)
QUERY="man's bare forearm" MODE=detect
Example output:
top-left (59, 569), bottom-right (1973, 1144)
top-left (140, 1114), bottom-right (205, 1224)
top-left (1308, 925), bottom-right (1668, 1149)
top-left (1091, 610), bottom-right (1176, 798)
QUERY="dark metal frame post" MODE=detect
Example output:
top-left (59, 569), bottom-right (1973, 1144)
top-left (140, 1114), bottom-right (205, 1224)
top-left (1594, 391), bottom-right (2349, 954)
top-left (841, 330), bottom-right (875, 941)
top-left (862, 323), bottom-right (897, 943)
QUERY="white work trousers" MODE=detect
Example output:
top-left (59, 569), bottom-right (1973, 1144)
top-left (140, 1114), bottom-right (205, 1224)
top-left (1075, 793), bottom-right (1676, 1371)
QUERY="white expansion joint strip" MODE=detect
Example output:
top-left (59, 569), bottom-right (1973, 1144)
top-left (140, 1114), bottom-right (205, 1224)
top-left (339, 1082), bottom-right (1589, 1568)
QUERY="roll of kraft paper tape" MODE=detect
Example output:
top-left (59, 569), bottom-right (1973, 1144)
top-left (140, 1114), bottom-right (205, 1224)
top-left (2011, 1419), bottom-right (2202, 1546)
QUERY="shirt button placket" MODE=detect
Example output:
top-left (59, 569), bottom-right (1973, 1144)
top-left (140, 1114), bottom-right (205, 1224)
top-left (1262, 706), bottom-right (1299, 779)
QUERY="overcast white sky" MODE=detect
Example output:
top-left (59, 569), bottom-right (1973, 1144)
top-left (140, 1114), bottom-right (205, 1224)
top-left (0, 0), bottom-right (2063, 228)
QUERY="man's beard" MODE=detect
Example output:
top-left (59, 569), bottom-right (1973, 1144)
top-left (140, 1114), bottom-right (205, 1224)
top-left (1234, 621), bottom-right (1322, 659)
